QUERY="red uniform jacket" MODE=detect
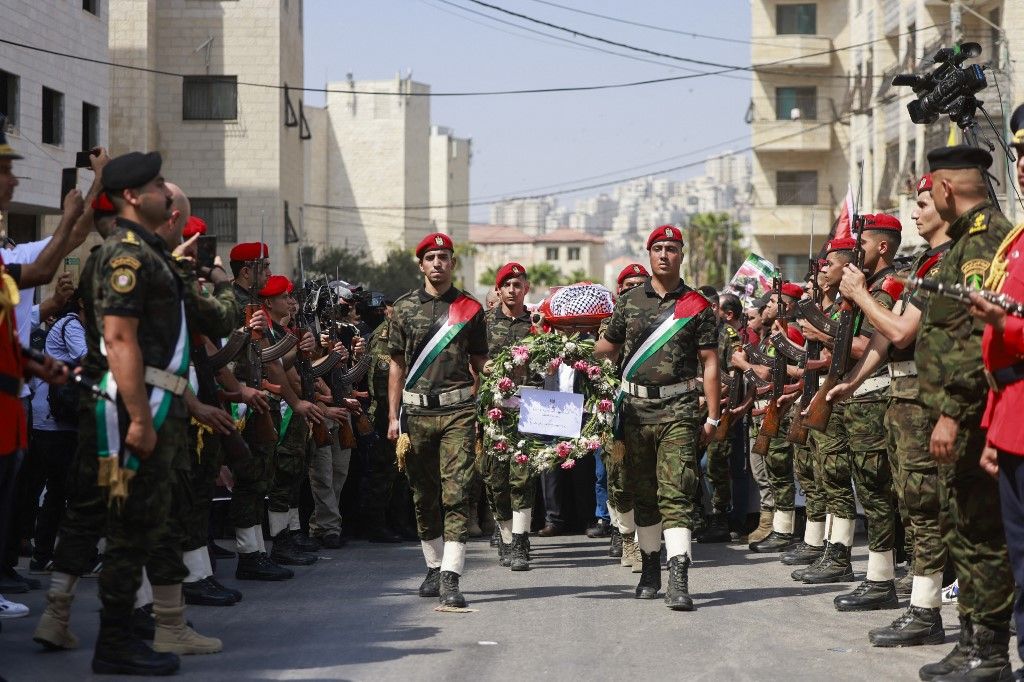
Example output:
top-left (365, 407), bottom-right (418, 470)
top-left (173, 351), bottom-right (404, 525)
top-left (0, 252), bottom-right (26, 454)
top-left (982, 229), bottom-right (1024, 455)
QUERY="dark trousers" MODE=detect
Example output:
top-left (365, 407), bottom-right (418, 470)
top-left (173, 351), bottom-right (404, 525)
top-left (29, 430), bottom-right (78, 564)
top-left (0, 450), bottom-right (23, 571)
top-left (998, 451), bottom-right (1024, 660)
top-left (541, 469), bottom-right (564, 528)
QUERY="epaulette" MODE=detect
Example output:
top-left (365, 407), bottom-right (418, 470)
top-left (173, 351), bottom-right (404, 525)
top-left (880, 275), bottom-right (905, 302)
top-left (985, 222), bottom-right (1024, 291)
top-left (120, 231), bottom-right (142, 247)
top-left (968, 210), bottom-right (989, 235)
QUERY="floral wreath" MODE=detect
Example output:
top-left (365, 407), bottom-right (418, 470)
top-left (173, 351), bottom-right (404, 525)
top-left (478, 331), bottom-right (618, 473)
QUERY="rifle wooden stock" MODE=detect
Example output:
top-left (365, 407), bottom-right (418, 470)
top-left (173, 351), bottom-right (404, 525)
top-left (787, 413), bottom-right (810, 445)
top-left (354, 412), bottom-right (373, 437)
top-left (712, 411), bottom-right (732, 442)
top-left (251, 410), bottom-right (278, 444)
top-left (802, 373), bottom-right (839, 432)
top-left (337, 417), bottom-right (357, 449)
top-left (751, 400), bottom-right (776, 455)
top-left (312, 420), bottom-right (331, 447)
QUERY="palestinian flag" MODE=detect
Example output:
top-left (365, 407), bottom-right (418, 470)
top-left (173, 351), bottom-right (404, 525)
top-left (405, 294), bottom-right (482, 389)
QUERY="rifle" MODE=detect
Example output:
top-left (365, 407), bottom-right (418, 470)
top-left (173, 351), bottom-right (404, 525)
top-left (713, 367), bottom-right (743, 441)
top-left (787, 247), bottom-right (824, 445)
top-left (21, 348), bottom-right (111, 403)
top-left (751, 274), bottom-right (790, 456)
top-left (294, 284), bottom-right (331, 447)
top-left (321, 299), bottom-right (373, 449)
top-left (904, 275), bottom-right (1024, 316)
top-left (242, 214), bottom-right (278, 443)
top-left (188, 335), bottom-right (252, 465)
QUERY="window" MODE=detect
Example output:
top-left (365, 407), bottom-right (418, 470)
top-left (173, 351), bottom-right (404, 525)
top-left (42, 87), bottom-right (63, 146)
top-left (778, 255), bottom-right (806, 283)
top-left (81, 102), bottom-right (99, 151)
top-left (567, 247), bottom-right (581, 261)
top-left (545, 247), bottom-right (559, 261)
top-left (776, 3), bottom-right (816, 35)
top-left (0, 71), bottom-right (18, 126)
top-left (182, 76), bottom-right (237, 120)
top-left (191, 198), bottom-right (237, 241)
top-left (775, 87), bottom-right (817, 120)
top-left (83, 0), bottom-right (98, 15)
top-left (776, 170), bottom-right (818, 205)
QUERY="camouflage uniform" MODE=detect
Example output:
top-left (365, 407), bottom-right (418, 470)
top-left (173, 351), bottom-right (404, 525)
top-left (598, 316), bottom-right (632, 518)
top-left (704, 323), bottom-right (743, 515)
top-left (793, 442), bottom-right (825, 523)
top-left (917, 200), bottom-right (1014, 632)
top-left (268, 322), bottom-right (308, 517)
top-left (389, 286), bottom-right (487, 542)
top-left (362, 319), bottom-right (404, 525)
top-left (761, 341), bottom-right (796, 515)
top-left (603, 280), bottom-right (718, 530)
top-left (482, 306), bottom-right (535, 521)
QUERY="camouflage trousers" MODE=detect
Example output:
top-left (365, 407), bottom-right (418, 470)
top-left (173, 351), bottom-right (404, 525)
top-left (269, 415), bottom-right (310, 514)
top-left (483, 444), bottom-right (536, 521)
top-left (940, 416), bottom-right (1013, 631)
top-left (764, 412), bottom-right (796, 512)
top-left (845, 398), bottom-right (895, 552)
top-left (704, 436), bottom-right (732, 515)
top-left (52, 401), bottom-right (189, 617)
top-left (361, 418), bottom-right (403, 522)
top-left (622, 415), bottom-right (700, 529)
top-left (230, 403), bottom-right (281, 529)
top-left (749, 419), bottom-right (774, 512)
top-left (603, 442), bottom-right (633, 515)
top-left (184, 420), bottom-right (224, 552)
top-left (405, 406), bottom-right (476, 542)
top-left (885, 398), bottom-right (945, 576)
top-left (794, 440), bottom-right (826, 523)
top-left (808, 402), bottom-right (856, 519)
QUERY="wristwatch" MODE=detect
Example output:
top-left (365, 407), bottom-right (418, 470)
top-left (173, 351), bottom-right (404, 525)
top-left (706, 416), bottom-right (721, 427)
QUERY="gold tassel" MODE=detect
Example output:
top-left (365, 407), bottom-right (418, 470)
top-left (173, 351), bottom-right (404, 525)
top-left (984, 222), bottom-right (1024, 292)
top-left (611, 439), bottom-right (625, 463)
top-left (396, 433), bottom-right (411, 472)
top-left (97, 456), bottom-right (117, 488)
top-left (190, 418), bottom-right (213, 464)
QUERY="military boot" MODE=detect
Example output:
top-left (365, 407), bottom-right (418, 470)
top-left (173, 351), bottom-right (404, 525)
top-left (748, 509), bottom-right (774, 544)
top-left (630, 537), bottom-right (643, 573)
top-left (620, 533), bottom-right (637, 568)
top-left (749, 530), bottom-right (797, 553)
top-left (801, 542), bottom-right (854, 584)
top-left (609, 526), bottom-right (623, 558)
top-left (290, 530), bottom-right (322, 552)
top-left (509, 533), bottom-right (530, 572)
top-left (781, 541), bottom-right (825, 566)
top-left (92, 612), bottom-right (181, 676)
top-left (418, 567), bottom-right (440, 597)
top-left (931, 625), bottom-right (1011, 682)
top-left (664, 555), bottom-right (694, 611)
top-left (206, 577), bottom-right (242, 603)
top-left (151, 584), bottom-right (222, 656)
top-left (895, 571), bottom-right (914, 598)
top-left (270, 531), bottom-right (317, 566)
top-left (496, 536), bottom-right (511, 567)
top-left (919, 616), bottom-right (973, 681)
top-left (869, 606), bottom-right (944, 647)
top-left (130, 605), bottom-right (156, 640)
top-left (634, 550), bottom-right (662, 599)
top-left (235, 551), bottom-right (294, 581)
top-left (438, 571), bottom-right (467, 608)
top-left (467, 502), bottom-right (483, 538)
top-left (696, 513), bottom-right (730, 543)
top-left (489, 525), bottom-right (500, 548)
top-left (834, 579), bottom-right (899, 612)
top-left (33, 589), bottom-right (78, 650)
top-left (183, 577), bottom-right (236, 607)
top-left (791, 542), bottom-right (829, 581)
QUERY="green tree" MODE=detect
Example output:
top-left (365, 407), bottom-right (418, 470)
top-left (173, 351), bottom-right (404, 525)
top-left (478, 262), bottom-right (594, 289)
top-left (684, 212), bottom-right (744, 289)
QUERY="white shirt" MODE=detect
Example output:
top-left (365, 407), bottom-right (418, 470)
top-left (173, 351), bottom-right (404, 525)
top-left (5, 237), bottom-right (53, 396)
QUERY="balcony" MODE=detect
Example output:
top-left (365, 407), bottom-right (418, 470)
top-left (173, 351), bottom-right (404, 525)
top-left (750, 205), bottom-right (834, 237)
top-left (750, 97), bottom-right (835, 152)
top-left (751, 35), bottom-right (834, 70)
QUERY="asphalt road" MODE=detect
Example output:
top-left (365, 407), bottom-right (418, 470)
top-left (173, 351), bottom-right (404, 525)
top-left (0, 533), bottom-right (1017, 681)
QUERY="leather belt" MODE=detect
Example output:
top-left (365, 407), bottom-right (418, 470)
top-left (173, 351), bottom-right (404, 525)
top-left (621, 378), bottom-right (699, 399)
top-left (402, 386), bottom-right (474, 408)
top-left (0, 372), bottom-right (20, 397)
top-left (888, 360), bottom-right (917, 379)
top-left (852, 375), bottom-right (890, 398)
top-left (985, 361), bottom-right (1024, 392)
top-left (144, 366), bottom-right (188, 396)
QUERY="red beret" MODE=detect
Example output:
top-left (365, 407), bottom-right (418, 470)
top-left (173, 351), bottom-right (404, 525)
top-left (259, 274), bottom-right (293, 298)
top-left (786, 325), bottom-right (805, 347)
top-left (781, 282), bottom-right (804, 299)
top-left (183, 216), bottom-right (207, 239)
top-left (495, 262), bottom-right (527, 288)
top-left (862, 213), bottom-right (902, 232)
top-left (91, 192), bottom-right (115, 215)
top-left (916, 174), bottom-right (933, 194)
top-left (416, 232), bottom-right (454, 259)
top-left (617, 263), bottom-right (649, 287)
top-left (229, 242), bottom-right (269, 261)
top-left (646, 224), bottom-right (684, 250)
top-left (825, 237), bottom-right (857, 253)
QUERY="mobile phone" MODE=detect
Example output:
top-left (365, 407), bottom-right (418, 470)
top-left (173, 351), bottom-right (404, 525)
top-left (75, 150), bottom-right (93, 169)
top-left (196, 235), bottom-right (217, 270)
top-left (64, 256), bottom-right (80, 288)
top-left (60, 168), bottom-right (77, 204)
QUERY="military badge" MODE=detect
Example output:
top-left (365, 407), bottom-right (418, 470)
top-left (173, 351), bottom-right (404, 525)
top-left (110, 256), bottom-right (141, 270)
top-left (110, 267), bottom-right (137, 293)
top-left (121, 231), bottom-right (141, 246)
top-left (961, 258), bottom-right (989, 288)
top-left (969, 212), bottom-right (988, 235)
top-left (434, 235), bottom-right (444, 246)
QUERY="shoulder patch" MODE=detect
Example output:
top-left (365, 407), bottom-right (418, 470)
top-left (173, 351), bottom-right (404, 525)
top-left (121, 231), bottom-right (141, 246)
top-left (110, 256), bottom-right (141, 271)
top-left (880, 275), bottom-right (905, 302)
top-left (110, 267), bottom-right (137, 294)
top-left (969, 212), bottom-right (988, 235)
top-left (961, 258), bottom-right (989, 288)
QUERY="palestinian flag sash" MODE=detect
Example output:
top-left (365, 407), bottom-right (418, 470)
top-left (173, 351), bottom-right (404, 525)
top-left (96, 302), bottom-right (190, 502)
top-left (404, 293), bottom-right (482, 390)
top-left (619, 291), bottom-right (710, 390)
top-left (278, 400), bottom-right (294, 445)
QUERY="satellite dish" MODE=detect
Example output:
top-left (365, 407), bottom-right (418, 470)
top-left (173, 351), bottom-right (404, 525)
top-left (790, 108), bottom-right (802, 120)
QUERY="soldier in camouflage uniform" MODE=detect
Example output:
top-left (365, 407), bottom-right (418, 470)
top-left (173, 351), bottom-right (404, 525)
top-left (828, 173), bottom-right (952, 647)
top-left (482, 263), bottom-right (535, 571)
top-left (914, 146), bottom-right (1014, 681)
top-left (388, 232), bottom-right (487, 608)
top-left (596, 225), bottom-right (720, 611)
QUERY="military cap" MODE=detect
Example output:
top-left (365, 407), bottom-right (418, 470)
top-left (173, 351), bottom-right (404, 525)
top-left (91, 192), bottom-right (116, 215)
top-left (916, 174), bottom-right (933, 194)
top-left (1010, 104), bottom-right (1024, 148)
top-left (259, 274), bottom-right (293, 298)
top-left (861, 213), bottom-right (902, 232)
top-left (495, 262), bottom-right (527, 288)
top-left (416, 232), bottom-right (454, 259)
top-left (616, 263), bottom-right (649, 287)
top-left (0, 115), bottom-right (22, 160)
top-left (927, 144), bottom-right (992, 172)
top-left (825, 237), bottom-right (857, 253)
top-left (646, 224), bottom-right (684, 250)
top-left (229, 242), bottom-right (269, 261)
top-left (101, 151), bottom-right (162, 191)
top-left (182, 216), bottom-right (207, 239)
top-left (781, 282), bottom-right (804, 299)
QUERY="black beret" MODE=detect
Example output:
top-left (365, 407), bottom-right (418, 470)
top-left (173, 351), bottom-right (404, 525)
top-left (1011, 104), bottom-right (1024, 134)
top-left (101, 151), bottom-right (162, 191)
top-left (927, 145), bottom-right (992, 172)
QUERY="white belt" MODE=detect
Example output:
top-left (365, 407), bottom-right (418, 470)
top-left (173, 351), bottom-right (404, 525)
top-left (754, 399), bottom-right (769, 410)
top-left (402, 386), bottom-right (475, 408)
top-left (888, 360), bottom-right (917, 379)
top-left (144, 366), bottom-right (188, 396)
top-left (621, 378), bottom-right (699, 400)
top-left (852, 375), bottom-right (890, 398)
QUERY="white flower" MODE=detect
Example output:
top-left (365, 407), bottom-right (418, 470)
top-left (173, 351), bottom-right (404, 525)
top-left (564, 342), bottom-right (577, 354)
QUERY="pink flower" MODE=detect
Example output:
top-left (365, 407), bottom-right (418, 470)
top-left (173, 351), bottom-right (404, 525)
top-left (512, 346), bottom-right (530, 365)
top-left (493, 440), bottom-right (508, 452)
top-left (587, 365), bottom-right (602, 380)
top-left (548, 357), bottom-right (562, 372)
top-left (555, 441), bottom-right (573, 458)
top-left (586, 438), bottom-right (602, 452)
top-left (560, 459), bottom-right (576, 470)
top-left (488, 407), bottom-right (504, 422)
top-left (497, 377), bottom-right (515, 392)
top-left (597, 399), bottom-right (614, 413)
top-left (514, 454), bottom-right (529, 465)
top-left (573, 360), bottom-right (589, 372)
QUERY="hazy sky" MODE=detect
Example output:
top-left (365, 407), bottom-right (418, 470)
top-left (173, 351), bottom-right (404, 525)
top-left (302, 0), bottom-right (753, 219)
